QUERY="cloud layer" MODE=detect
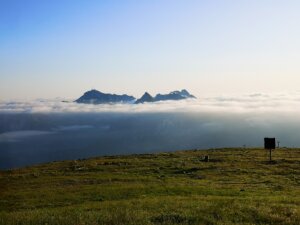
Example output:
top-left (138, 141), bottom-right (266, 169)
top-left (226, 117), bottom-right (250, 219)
top-left (1, 93), bottom-right (300, 169)
top-left (0, 130), bottom-right (54, 142)
top-left (1, 92), bottom-right (300, 114)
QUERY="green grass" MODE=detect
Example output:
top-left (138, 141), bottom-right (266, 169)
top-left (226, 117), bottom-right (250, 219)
top-left (0, 148), bottom-right (299, 225)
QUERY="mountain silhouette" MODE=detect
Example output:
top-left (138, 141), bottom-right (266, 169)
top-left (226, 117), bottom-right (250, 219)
top-left (154, 89), bottom-right (196, 101)
top-left (135, 92), bottom-right (155, 104)
top-left (135, 89), bottom-right (196, 104)
top-left (75, 89), bottom-right (196, 104)
top-left (75, 89), bottom-right (135, 104)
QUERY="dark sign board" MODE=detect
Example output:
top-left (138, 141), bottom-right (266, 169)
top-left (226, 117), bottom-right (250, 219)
top-left (264, 138), bottom-right (276, 149)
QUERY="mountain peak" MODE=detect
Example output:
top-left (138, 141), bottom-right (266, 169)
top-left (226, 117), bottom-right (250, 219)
top-left (75, 89), bottom-right (196, 104)
top-left (75, 89), bottom-right (135, 104)
top-left (154, 89), bottom-right (196, 102)
top-left (180, 89), bottom-right (190, 95)
top-left (135, 92), bottom-right (155, 104)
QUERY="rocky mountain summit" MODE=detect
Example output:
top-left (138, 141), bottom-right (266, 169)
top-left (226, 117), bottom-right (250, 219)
top-left (135, 89), bottom-right (196, 104)
top-left (75, 89), bottom-right (196, 104)
top-left (135, 92), bottom-right (155, 104)
top-left (75, 89), bottom-right (135, 104)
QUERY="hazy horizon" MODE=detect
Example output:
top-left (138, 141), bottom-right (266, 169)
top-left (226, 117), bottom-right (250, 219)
top-left (1, 91), bottom-right (300, 113)
top-left (1, 91), bottom-right (300, 169)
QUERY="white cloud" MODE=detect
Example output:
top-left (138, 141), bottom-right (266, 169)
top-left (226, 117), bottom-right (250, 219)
top-left (54, 125), bottom-right (94, 131)
top-left (0, 92), bottom-right (300, 114)
top-left (0, 130), bottom-right (54, 142)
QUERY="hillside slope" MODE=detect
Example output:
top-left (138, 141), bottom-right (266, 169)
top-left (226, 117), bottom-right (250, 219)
top-left (0, 148), bottom-right (299, 225)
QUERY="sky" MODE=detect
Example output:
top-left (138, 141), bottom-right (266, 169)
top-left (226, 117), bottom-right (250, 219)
top-left (1, 0), bottom-right (300, 100)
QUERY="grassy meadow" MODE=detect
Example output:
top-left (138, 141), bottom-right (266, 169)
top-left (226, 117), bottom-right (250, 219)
top-left (0, 148), bottom-right (299, 225)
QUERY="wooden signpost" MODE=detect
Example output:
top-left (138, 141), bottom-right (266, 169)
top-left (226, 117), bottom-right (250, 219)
top-left (264, 137), bottom-right (276, 162)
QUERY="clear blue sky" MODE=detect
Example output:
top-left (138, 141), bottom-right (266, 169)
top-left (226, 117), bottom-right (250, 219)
top-left (1, 0), bottom-right (300, 100)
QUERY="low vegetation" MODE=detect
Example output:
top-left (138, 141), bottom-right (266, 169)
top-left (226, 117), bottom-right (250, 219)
top-left (0, 148), bottom-right (299, 225)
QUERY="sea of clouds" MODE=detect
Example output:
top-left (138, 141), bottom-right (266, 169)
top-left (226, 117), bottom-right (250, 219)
top-left (1, 92), bottom-right (300, 114)
top-left (1, 92), bottom-right (300, 169)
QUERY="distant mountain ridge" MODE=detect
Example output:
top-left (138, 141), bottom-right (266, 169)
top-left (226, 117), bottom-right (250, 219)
top-left (154, 89), bottom-right (195, 102)
top-left (135, 92), bottom-right (155, 104)
top-left (135, 89), bottom-right (196, 104)
top-left (75, 89), bottom-right (135, 104)
top-left (75, 89), bottom-right (196, 104)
